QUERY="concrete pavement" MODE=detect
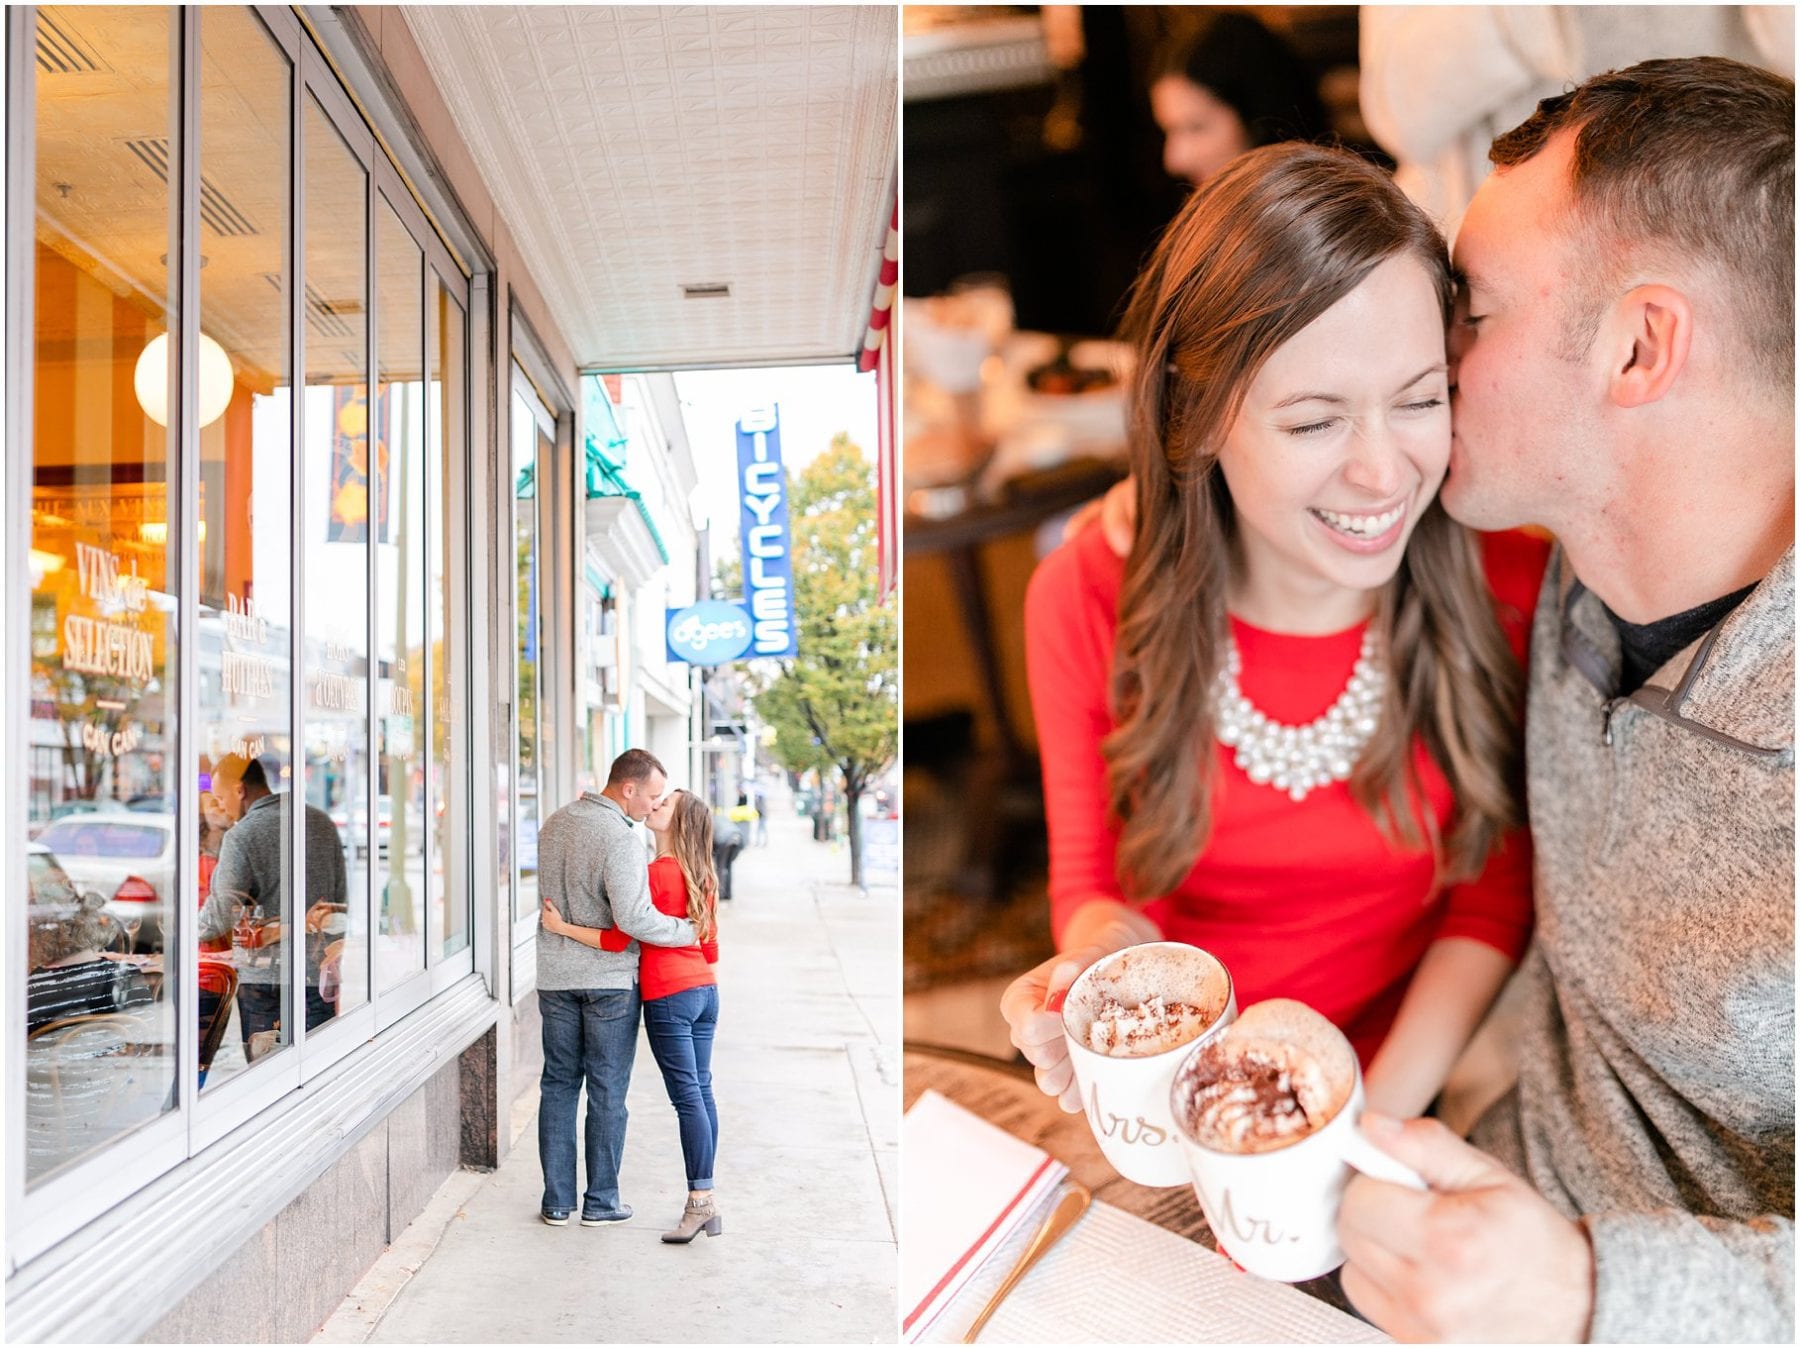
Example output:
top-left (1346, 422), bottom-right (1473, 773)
top-left (315, 804), bottom-right (899, 1343)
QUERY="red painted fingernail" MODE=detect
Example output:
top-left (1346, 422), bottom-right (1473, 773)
top-left (1045, 988), bottom-right (1068, 1014)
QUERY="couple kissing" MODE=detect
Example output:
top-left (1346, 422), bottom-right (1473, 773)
top-left (534, 748), bottom-right (724, 1245)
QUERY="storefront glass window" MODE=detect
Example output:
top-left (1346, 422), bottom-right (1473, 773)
top-left (510, 387), bottom-right (540, 927)
top-left (577, 577), bottom-right (599, 794)
top-left (375, 200), bottom-right (426, 992)
top-left (529, 412), bottom-right (550, 821)
top-left (429, 282), bottom-right (467, 959)
top-left (18, 3), bottom-right (482, 1221)
top-left (25, 5), bottom-right (180, 1179)
top-left (195, 5), bottom-right (296, 1091)
top-left (298, 94), bottom-right (369, 1026)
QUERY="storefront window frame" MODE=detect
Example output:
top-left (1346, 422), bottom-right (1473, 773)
top-left (369, 161), bottom-right (438, 1031)
top-left (285, 47), bottom-right (381, 1079)
top-left (507, 364), bottom-right (554, 971)
top-left (6, 2), bottom-right (201, 1255)
top-left (5, 3), bottom-right (483, 1268)
top-left (185, 30), bottom-right (381, 1145)
top-left (178, 1), bottom-right (305, 1146)
top-left (424, 269), bottom-right (473, 990)
top-left (511, 313), bottom-right (574, 799)
top-left (505, 319), bottom-right (575, 1003)
top-left (4, 0), bottom-right (20, 1255)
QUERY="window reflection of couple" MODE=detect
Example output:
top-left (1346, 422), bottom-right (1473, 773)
top-left (535, 749), bottom-right (724, 1244)
top-left (1002, 59), bottom-right (1792, 1342)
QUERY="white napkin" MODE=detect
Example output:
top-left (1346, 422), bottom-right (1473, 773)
top-left (901, 1090), bottom-right (1070, 1342)
top-left (918, 1198), bottom-right (1391, 1345)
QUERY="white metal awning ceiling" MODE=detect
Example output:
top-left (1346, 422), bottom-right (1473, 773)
top-left (401, 5), bottom-right (897, 372)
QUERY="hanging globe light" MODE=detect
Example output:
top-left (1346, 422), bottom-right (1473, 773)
top-left (133, 330), bottom-right (235, 428)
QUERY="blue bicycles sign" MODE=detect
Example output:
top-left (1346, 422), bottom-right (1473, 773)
top-left (736, 406), bottom-right (800, 658)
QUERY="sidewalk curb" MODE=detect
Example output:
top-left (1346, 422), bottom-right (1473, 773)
top-left (311, 1167), bottom-right (490, 1344)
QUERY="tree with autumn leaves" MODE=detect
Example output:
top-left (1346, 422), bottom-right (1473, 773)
top-left (752, 433), bottom-right (896, 888)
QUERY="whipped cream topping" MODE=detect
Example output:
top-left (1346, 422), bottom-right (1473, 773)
top-left (1180, 1041), bottom-right (1340, 1153)
top-left (1086, 993), bottom-right (1217, 1058)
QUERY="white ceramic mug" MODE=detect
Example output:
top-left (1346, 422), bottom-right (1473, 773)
top-left (1168, 1002), bottom-right (1425, 1282)
top-left (1060, 942), bottom-right (1237, 1188)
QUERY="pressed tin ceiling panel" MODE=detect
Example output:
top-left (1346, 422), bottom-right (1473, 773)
top-left (401, 5), bottom-right (898, 370)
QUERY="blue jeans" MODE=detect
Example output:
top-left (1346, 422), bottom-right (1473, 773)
top-left (538, 986), bottom-right (640, 1215)
top-left (641, 984), bottom-right (720, 1190)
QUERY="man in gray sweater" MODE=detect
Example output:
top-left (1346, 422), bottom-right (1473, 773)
top-left (534, 748), bottom-right (693, 1226)
top-left (1338, 58), bottom-right (1794, 1341)
top-left (198, 753), bottom-right (348, 1046)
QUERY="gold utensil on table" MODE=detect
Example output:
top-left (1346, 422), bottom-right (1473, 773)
top-left (963, 1182), bottom-right (1093, 1343)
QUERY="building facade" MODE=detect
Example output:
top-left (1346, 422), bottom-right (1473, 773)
top-left (4, 7), bottom-right (724, 1339)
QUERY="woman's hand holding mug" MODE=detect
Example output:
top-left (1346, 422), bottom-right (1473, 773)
top-left (999, 902), bottom-right (1161, 1111)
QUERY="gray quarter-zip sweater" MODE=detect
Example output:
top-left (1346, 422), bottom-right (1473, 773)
top-left (198, 792), bottom-right (347, 986)
top-left (1472, 546), bottom-right (1794, 1343)
top-left (535, 791), bottom-right (694, 991)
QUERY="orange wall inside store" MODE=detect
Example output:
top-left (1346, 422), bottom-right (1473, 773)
top-left (33, 242), bottom-right (165, 473)
top-left (34, 241), bottom-right (260, 606)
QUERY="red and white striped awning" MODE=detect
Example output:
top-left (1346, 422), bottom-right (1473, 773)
top-left (858, 197), bottom-right (898, 373)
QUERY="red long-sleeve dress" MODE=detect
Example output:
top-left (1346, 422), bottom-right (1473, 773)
top-left (1024, 525), bottom-right (1549, 1065)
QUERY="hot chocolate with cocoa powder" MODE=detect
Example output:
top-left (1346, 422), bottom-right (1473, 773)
top-left (1062, 944), bottom-right (1232, 1059)
top-left (1171, 999), bottom-right (1357, 1153)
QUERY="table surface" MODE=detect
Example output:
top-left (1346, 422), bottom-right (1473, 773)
top-left (903, 455), bottom-right (1124, 555)
top-left (904, 1042), bottom-right (1357, 1314)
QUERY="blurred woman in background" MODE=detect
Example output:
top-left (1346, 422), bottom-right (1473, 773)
top-left (1151, 11), bottom-right (1329, 188)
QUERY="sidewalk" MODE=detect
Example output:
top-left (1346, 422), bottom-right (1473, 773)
top-left (316, 804), bottom-right (898, 1344)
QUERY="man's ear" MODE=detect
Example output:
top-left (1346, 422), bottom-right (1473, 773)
top-left (1602, 284), bottom-right (1692, 409)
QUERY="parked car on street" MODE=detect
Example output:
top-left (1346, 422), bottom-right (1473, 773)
top-left (330, 794), bottom-right (397, 858)
top-left (30, 812), bottom-right (176, 951)
top-left (27, 841), bottom-right (82, 909)
top-left (28, 798), bottom-right (101, 839)
top-left (27, 840), bottom-right (133, 957)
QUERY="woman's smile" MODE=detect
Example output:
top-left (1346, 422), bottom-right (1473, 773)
top-left (1307, 498), bottom-right (1410, 553)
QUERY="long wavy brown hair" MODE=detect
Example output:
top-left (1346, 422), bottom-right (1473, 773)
top-left (1106, 143), bottom-right (1525, 899)
top-left (659, 789), bottom-right (718, 941)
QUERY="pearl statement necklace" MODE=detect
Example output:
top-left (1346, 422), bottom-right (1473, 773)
top-left (1214, 629), bottom-right (1385, 802)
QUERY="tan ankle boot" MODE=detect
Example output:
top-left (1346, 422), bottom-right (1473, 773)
top-left (661, 1194), bottom-right (722, 1244)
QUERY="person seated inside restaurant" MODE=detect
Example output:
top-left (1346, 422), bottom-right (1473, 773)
top-left (27, 892), bottom-right (154, 1035)
top-left (1150, 10), bottom-right (1328, 189)
top-left (198, 753), bottom-right (347, 1046)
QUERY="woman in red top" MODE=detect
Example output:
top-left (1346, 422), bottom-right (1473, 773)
top-left (1001, 143), bottom-right (1548, 1123)
top-left (542, 788), bottom-right (722, 1243)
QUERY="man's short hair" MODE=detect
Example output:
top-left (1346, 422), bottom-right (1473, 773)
top-left (1490, 56), bottom-right (1793, 386)
top-left (606, 748), bottom-right (666, 787)
top-left (212, 752), bottom-right (268, 796)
